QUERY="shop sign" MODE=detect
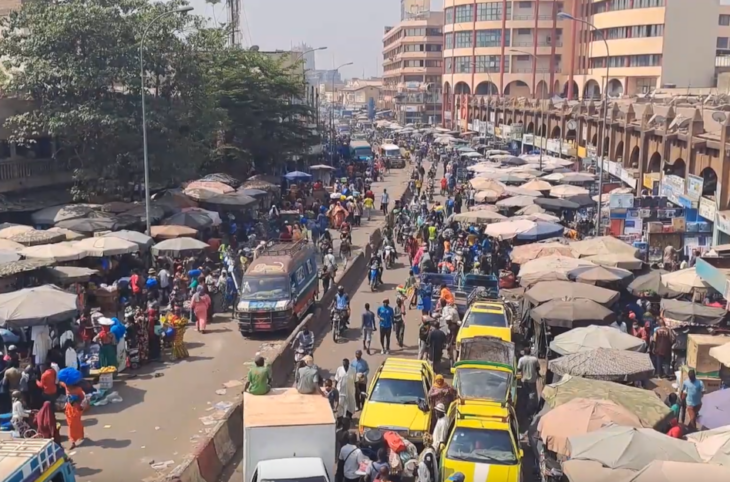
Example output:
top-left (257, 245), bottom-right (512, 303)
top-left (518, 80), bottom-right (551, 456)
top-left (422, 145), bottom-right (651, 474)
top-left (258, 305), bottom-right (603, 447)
top-left (561, 143), bottom-right (576, 157)
top-left (510, 125), bottom-right (524, 141)
top-left (587, 145), bottom-right (598, 159)
top-left (717, 211), bottom-right (730, 235)
top-left (618, 168), bottom-right (637, 189)
top-left (577, 146), bottom-right (587, 158)
top-left (403, 106), bottom-right (418, 112)
top-left (608, 162), bottom-right (620, 177)
top-left (660, 180), bottom-right (682, 206)
top-left (498, 124), bottom-right (511, 139)
top-left (643, 173), bottom-right (661, 189)
top-left (699, 196), bottom-right (717, 222)
top-left (677, 196), bottom-right (694, 209)
top-left (546, 139), bottom-right (561, 154)
top-left (522, 134), bottom-right (534, 145)
top-left (686, 174), bottom-right (704, 201)
top-left (489, 112), bottom-right (495, 123)
top-left (487, 123), bottom-right (495, 135)
top-left (472, 119), bottom-right (481, 132)
top-left (609, 193), bottom-right (634, 210)
top-left (663, 174), bottom-right (685, 194)
top-left (533, 136), bottom-right (547, 149)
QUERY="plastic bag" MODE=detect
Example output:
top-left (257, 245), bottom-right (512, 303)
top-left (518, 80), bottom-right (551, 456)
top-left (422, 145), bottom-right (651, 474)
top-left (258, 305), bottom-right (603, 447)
top-left (383, 430), bottom-right (406, 453)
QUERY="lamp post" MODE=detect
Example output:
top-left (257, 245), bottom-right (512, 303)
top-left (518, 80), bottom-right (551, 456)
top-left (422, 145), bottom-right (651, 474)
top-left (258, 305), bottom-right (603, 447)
top-left (140, 5), bottom-right (193, 235)
top-left (330, 62), bottom-right (353, 165)
top-left (511, 49), bottom-right (546, 171)
top-left (558, 11), bottom-right (610, 236)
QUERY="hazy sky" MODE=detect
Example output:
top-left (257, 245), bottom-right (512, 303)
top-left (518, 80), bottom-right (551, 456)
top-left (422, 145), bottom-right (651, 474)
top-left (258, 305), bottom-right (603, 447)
top-left (188, 0), bottom-right (443, 78)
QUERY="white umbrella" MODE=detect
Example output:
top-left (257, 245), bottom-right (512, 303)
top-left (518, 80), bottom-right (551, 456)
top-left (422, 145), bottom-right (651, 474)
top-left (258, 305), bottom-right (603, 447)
top-left (0, 239), bottom-right (24, 251)
top-left (470, 178), bottom-right (506, 192)
top-left (475, 190), bottom-right (501, 203)
top-left (103, 230), bottom-right (154, 250)
top-left (484, 219), bottom-right (536, 239)
top-left (0, 225), bottom-right (35, 239)
top-left (31, 204), bottom-right (99, 225)
top-left (452, 211), bottom-right (507, 224)
top-left (622, 461), bottom-right (730, 482)
top-left (74, 236), bottom-right (139, 257)
top-left (550, 325), bottom-right (646, 355)
top-left (551, 185), bottom-right (590, 198)
top-left (20, 242), bottom-right (88, 262)
top-left (0, 285), bottom-right (79, 327)
top-left (513, 212), bottom-right (561, 223)
top-left (522, 179), bottom-right (553, 191)
top-left (151, 238), bottom-right (210, 255)
top-left (46, 227), bottom-right (86, 241)
top-left (496, 196), bottom-right (536, 208)
top-left (660, 268), bottom-right (711, 294)
top-left (504, 186), bottom-right (544, 198)
top-left (584, 253), bottom-right (643, 270)
top-left (519, 255), bottom-right (596, 286)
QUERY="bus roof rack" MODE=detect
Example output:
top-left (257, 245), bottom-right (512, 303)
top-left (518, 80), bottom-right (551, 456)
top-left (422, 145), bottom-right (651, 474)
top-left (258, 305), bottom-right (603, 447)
top-left (261, 240), bottom-right (308, 257)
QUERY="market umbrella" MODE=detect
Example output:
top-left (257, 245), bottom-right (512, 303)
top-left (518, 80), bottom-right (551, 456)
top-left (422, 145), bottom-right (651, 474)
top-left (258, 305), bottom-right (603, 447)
top-left (620, 461), bottom-right (730, 482)
top-left (198, 172), bottom-right (241, 188)
top-left (549, 348), bottom-right (654, 382)
top-left (20, 242), bottom-right (88, 262)
top-left (568, 425), bottom-right (701, 471)
top-left (467, 163), bottom-right (498, 172)
top-left (711, 343), bottom-right (730, 369)
top-left (542, 172), bottom-right (570, 182)
top-left (531, 298), bottom-right (617, 329)
top-left (560, 173), bottom-right (596, 183)
top-left (73, 236), bottom-right (139, 257)
top-left (571, 236), bottom-right (639, 258)
top-left (239, 188), bottom-right (268, 198)
top-left (240, 178), bottom-right (280, 192)
top-left (515, 212), bottom-right (561, 223)
top-left (0, 259), bottom-right (54, 278)
top-left (45, 266), bottom-right (99, 283)
top-left (504, 186), bottom-right (543, 197)
top-left (516, 221), bottom-right (565, 241)
top-left (543, 376), bottom-right (672, 429)
top-left (151, 237), bottom-right (210, 256)
top-left (0, 250), bottom-right (20, 263)
top-left (0, 285), bottom-right (79, 327)
top-left (534, 197), bottom-right (580, 210)
top-left (538, 398), bottom-right (645, 456)
top-left (469, 178), bottom-right (506, 194)
top-left (566, 194), bottom-right (596, 208)
top-left (582, 253), bottom-right (642, 270)
top-left (185, 180), bottom-right (235, 194)
top-left (518, 255), bottom-right (596, 287)
top-left (310, 164), bottom-right (336, 170)
top-left (627, 270), bottom-right (680, 297)
top-left (206, 192), bottom-right (257, 208)
top-left (495, 196), bottom-right (536, 209)
top-left (484, 219), bottom-right (536, 239)
top-left (690, 431), bottom-right (730, 465)
top-left (163, 211), bottom-right (214, 230)
top-left (500, 156), bottom-right (527, 166)
top-left (525, 280), bottom-right (619, 306)
top-left (522, 179), bottom-right (552, 191)
top-left (660, 268), bottom-right (710, 294)
top-left (121, 205), bottom-right (166, 223)
top-left (562, 460), bottom-right (635, 482)
top-left (550, 325), bottom-right (645, 355)
top-left (474, 190), bottom-right (501, 203)
top-left (31, 204), bottom-right (98, 225)
top-left (46, 227), bottom-right (86, 241)
top-left (0, 225), bottom-right (34, 239)
top-left (516, 204), bottom-right (547, 216)
top-left (568, 265), bottom-right (633, 285)
top-left (0, 239), bottom-right (23, 251)
top-left (10, 230), bottom-right (66, 247)
top-left (551, 184), bottom-right (590, 198)
top-left (660, 299), bottom-right (726, 326)
top-left (55, 217), bottom-right (118, 234)
top-left (152, 190), bottom-right (198, 211)
top-left (451, 211), bottom-right (507, 224)
top-left (283, 171), bottom-right (312, 181)
top-left (101, 201), bottom-right (136, 213)
top-left (182, 188), bottom-right (220, 201)
top-left (493, 174), bottom-right (527, 184)
top-left (468, 204), bottom-right (500, 212)
top-left (103, 230), bottom-right (154, 251)
top-left (150, 225), bottom-right (197, 239)
top-left (510, 242), bottom-right (574, 265)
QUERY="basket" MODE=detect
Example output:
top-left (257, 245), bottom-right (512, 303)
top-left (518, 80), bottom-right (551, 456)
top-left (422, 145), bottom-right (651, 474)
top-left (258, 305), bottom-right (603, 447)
top-left (99, 373), bottom-right (114, 390)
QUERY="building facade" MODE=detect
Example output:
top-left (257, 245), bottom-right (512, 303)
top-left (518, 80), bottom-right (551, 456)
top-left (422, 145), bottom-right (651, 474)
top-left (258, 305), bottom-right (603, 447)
top-left (443, 0), bottom-right (730, 128)
top-left (402, 0), bottom-right (431, 20)
top-left (383, 11), bottom-right (444, 125)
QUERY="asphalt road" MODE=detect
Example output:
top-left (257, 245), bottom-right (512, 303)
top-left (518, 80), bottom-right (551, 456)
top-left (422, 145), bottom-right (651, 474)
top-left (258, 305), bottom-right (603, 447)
top-left (66, 167), bottom-right (414, 482)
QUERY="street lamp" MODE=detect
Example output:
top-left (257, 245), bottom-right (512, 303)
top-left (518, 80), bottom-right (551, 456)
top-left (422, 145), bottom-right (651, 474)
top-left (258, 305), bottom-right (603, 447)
top-left (558, 11), bottom-right (610, 235)
top-left (329, 62), bottom-right (353, 165)
top-left (511, 49), bottom-right (546, 170)
top-left (140, 5), bottom-right (194, 235)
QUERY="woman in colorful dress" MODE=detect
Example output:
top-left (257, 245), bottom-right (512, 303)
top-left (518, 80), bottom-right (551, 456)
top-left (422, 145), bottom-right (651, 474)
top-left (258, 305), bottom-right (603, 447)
top-left (168, 308), bottom-right (189, 360)
top-left (190, 285), bottom-right (212, 333)
top-left (134, 307), bottom-right (149, 364)
top-left (94, 319), bottom-right (117, 368)
top-left (62, 382), bottom-right (86, 448)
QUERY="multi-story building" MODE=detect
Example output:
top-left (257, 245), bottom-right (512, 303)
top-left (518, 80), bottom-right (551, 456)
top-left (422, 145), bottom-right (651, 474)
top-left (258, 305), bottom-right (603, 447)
top-left (341, 79), bottom-right (384, 109)
top-left (292, 43), bottom-right (316, 71)
top-left (443, 0), bottom-right (730, 127)
top-left (402, 0), bottom-right (431, 20)
top-left (383, 11), bottom-right (444, 125)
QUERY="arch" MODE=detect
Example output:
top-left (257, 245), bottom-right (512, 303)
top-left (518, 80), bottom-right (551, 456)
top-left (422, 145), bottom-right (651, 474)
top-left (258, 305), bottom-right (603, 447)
top-left (591, 133), bottom-right (598, 147)
top-left (504, 80), bottom-right (530, 97)
top-left (668, 158), bottom-right (686, 178)
top-left (507, 118), bottom-right (513, 125)
top-left (614, 140), bottom-right (624, 162)
top-left (563, 80), bottom-right (579, 99)
top-left (536, 80), bottom-right (549, 99)
top-left (607, 79), bottom-right (624, 97)
top-left (538, 123), bottom-right (547, 137)
top-left (475, 81), bottom-right (498, 95)
top-left (648, 152), bottom-right (662, 172)
top-left (527, 121), bottom-right (535, 134)
top-left (629, 146), bottom-right (640, 169)
top-left (443, 81), bottom-right (451, 95)
top-left (700, 167), bottom-right (718, 197)
top-left (602, 136), bottom-right (610, 156)
top-left (553, 80), bottom-right (560, 95)
top-left (566, 129), bottom-right (577, 141)
top-left (583, 79), bottom-right (601, 100)
top-left (551, 125), bottom-right (561, 139)
top-left (454, 81), bottom-right (471, 94)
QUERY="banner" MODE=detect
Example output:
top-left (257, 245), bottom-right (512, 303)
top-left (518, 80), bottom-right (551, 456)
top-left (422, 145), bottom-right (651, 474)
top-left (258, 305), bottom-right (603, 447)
top-left (699, 196), bottom-right (717, 222)
top-left (686, 174), bottom-right (704, 201)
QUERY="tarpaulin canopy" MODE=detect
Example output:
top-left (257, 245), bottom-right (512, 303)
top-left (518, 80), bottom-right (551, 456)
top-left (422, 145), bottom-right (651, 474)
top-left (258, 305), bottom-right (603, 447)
top-left (151, 237), bottom-right (210, 256)
top-left (627, 270), bottom-right (680, 297)
top-left (549, 348), bottom-right (654, 382)
top-left (516, 221), bottom-right (565, 241)
top-left (571, 236), bottom-right (639, 258)
top-left (550, 325), bottom-right (645, 355)
top-left (525, 281), bottom-right (619, 306)
top-left (660, 268), bottom-right (711, 294)
top-left (532, 298), bottom-right (617, 328)
top-left (510, 243), bottom-right (574, 265)
top-left (660, 299), bottom-right (726, 325)
top-left (0, 285), bottom-right (78, 327)
top-left (568, 265), bottom-right (633, 285)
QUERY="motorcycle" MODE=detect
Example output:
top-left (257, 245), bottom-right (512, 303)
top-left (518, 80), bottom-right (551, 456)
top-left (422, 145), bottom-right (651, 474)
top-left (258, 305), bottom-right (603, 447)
top-left (384, 245), bottom-right (395, 269)
top-left (331, 309), bottom-right (347, 342)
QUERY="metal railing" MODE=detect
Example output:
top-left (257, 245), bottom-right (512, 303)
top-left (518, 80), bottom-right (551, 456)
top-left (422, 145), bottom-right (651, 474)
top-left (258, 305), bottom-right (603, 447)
top-left (0, 158), bottom-right (65, 181)
top-left (513, 40), bottom-right (534, 47)
top-left (512, 14), bottom-right (533, 20)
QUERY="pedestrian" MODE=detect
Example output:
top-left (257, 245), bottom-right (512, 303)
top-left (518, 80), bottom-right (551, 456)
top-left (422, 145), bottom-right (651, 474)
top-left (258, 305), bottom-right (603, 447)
top-left (323, 378), bottom-right (339, 413)
top-left (428, 375), bottom-right (456, 410)
top-left (682, 368), bottom-right (704, 431)
top-left (377, 299), bottom-right (394, 354)
top-left (651, 319), bottom-right (675, 378)
top-left (431, 403), bottom-right (448, 450)
top-left (36, 363), bottom-right (57, 406)
top-left (418, 317), bottom-right (430, 360)
top-left (393, 297), bottom-right (406, 348)
top-left (62, 382), bottom-right (86, 448)
top-left (320, 266), bottom-right (333, 295)
top-left (380, 189), bottom-right (389, 215)
top-left (364, 196), bottom-right (374, 221)
top-left (350, 350), bottom-right (369, 410)
top-left (353, 199), bottom-right (362, 227)
top-left (334, 359), bottom-right (358, 420)
top-left (191, 285), bottom-right (212, 334)
top-left (360, 303), bottom-right (377, 354)
top-left (426, 321), bottom-right (447, 369)
top-left (417, 434), bottom-right (439, 482)
top-left (337, 432), bottom-right (367, 482)
top-left (517, 348), bottom-right (540, 413)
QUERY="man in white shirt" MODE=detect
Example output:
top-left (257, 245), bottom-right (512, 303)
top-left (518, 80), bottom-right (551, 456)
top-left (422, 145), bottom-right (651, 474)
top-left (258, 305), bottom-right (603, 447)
top-left (431, 403), bottom-right (448, 451)
top-left (338, 432), bottom-right (367, 482)
top-left (158, 268), bottom-right (170, 299)
top-left (380, 189), bottom-right (390, 215)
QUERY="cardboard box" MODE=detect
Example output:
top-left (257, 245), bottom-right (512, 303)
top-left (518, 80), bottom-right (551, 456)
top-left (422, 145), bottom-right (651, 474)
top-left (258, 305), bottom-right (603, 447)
top-left (687, 334), bottom-right (729, 377)
top-left (647, 222), bottom-right (663, 233)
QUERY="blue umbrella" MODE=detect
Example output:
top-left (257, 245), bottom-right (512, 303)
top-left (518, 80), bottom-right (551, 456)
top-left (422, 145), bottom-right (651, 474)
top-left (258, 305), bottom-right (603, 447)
top-left (516, 222), bottom-right (565, 241)
top-left (284, 171), bottom-right (312, 181)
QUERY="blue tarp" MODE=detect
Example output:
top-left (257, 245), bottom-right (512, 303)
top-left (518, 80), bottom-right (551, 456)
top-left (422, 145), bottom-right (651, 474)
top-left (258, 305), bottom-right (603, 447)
top-left (516, 222), bottom-right (565, 241)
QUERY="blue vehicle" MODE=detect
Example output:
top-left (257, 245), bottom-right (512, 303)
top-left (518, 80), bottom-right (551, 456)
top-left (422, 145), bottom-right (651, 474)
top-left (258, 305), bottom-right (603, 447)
top-left (350, 140), bottom-right (373, 161)
top-left (2, 438), bottom-right (76, 482)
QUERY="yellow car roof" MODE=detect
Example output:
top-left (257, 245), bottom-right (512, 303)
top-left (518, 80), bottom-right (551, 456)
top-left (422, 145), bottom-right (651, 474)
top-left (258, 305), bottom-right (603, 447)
top-left (470, 302), bottom-right (505, 312)
top-left (379, 357), bottom-right (429, 381)
top-left (456, 401), bottom-right (512, 427)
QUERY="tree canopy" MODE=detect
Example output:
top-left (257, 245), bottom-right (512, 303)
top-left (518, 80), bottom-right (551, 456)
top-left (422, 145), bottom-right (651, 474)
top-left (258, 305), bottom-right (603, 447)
top-left (0, 0), bottom-right (319, 200)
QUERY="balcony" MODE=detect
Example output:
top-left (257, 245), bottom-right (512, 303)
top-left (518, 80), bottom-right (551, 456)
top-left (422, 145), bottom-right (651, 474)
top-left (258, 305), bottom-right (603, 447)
top-left (513, 40), bottom-right (534, 47)
top-left (513, 14), bottom-right (534, 21)
top-left (0, 158), bottom-right (73, 194)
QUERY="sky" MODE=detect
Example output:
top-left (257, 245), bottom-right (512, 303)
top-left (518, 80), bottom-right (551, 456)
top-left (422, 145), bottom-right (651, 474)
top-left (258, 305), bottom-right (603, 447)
top-left (187, 0), bottom-right (443, 78)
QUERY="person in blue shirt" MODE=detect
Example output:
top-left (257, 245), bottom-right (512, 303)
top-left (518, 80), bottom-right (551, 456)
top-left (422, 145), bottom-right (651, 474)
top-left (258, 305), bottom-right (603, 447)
top-left (361, 303), bottom-right (376, 354)
top-left (682, 369), bottom-right (705, 431)
top-left (377, 299), bottom-right (394, 354)
top-left (333, 286), bottom-right (350, 327)
top-left (445, 197), bottom-right (455, 217)
top-left (351, 349), bottom-right (370, 410)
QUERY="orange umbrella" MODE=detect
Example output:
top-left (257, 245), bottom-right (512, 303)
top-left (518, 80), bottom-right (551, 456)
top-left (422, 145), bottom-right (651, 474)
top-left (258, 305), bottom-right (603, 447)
top-left (150, 225), bottom-right (197, 239)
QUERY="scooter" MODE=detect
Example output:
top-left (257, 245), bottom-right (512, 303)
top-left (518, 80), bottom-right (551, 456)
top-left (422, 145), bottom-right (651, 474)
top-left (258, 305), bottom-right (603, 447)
top-left (384, 245), bottom-right (395, 269)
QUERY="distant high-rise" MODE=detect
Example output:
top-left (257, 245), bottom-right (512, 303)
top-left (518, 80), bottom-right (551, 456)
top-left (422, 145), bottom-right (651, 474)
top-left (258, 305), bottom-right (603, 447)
top-left (292, 43), bottom-right (316, 71)
top-left (401, 0), bottom-right (431, 20)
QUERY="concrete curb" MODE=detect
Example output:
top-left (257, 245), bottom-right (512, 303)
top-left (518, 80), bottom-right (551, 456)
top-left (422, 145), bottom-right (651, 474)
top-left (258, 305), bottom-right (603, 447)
top-left (163, 177), bottom-right (414, 482)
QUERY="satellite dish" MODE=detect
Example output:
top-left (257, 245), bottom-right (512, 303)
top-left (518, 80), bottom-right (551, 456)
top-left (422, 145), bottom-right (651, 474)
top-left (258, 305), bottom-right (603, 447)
top-left (567, 119), bottom-right (578, 131)
top-left (669, 116), bottom-right (690, 130)
top-left (713, 111), bottom-right (727, 123)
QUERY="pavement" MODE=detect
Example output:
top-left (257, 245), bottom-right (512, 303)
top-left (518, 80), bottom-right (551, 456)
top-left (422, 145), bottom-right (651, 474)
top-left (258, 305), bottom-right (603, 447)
top-left (67, 166), bottom-right (415, 482)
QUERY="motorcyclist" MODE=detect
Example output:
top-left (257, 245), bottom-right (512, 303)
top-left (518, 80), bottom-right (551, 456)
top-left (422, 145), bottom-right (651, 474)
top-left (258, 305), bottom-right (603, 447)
top-left (324, 248), bottom-right (337, 275)
top-left (333, 286), bottom-right (351, 327)
top-left (293, 323), bottom-right (314, 354)
top-left (382, 236), bottom-right (397, 266)
top-left (369, 252), bottom-right (383, 286)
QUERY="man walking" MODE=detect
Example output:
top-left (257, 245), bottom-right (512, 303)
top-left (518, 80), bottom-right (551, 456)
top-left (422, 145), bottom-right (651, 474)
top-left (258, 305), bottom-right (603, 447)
top-left (682, 369), bottom-right (704, 431)
top-left (351, 350), bottom-right (370, 411)
top-left (361, 303), bottom-right (376, 355)
top-left (377, 299), bottom-right (394, 354)
top-left (380, 189), bottom-right (390, 215)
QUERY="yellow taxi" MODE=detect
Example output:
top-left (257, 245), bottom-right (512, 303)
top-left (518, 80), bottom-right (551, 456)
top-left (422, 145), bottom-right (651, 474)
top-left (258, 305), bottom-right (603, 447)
top-left (359, 357), bottom-right (434, 442)
top-left (456, 301), bottom-right (511, 347)
top-left (440, 400), bottom-right (522, 482)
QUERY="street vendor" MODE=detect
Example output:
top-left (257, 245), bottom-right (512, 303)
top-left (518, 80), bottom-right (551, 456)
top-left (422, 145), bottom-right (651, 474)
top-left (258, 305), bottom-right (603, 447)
top-left (94, 318), bottom-right (117, 368)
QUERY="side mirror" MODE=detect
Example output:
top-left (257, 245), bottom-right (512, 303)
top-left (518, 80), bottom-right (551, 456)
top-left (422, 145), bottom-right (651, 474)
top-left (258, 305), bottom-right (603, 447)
top-left (519, 449), bottom-right (524, 458)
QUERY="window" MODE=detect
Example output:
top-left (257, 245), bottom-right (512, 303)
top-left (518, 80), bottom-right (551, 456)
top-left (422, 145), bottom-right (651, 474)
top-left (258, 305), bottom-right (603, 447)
top-left (455, 4), bottom-right (473, 22)
top-left (405, 60), bottom-right (424, 67)
top-left (721, 15), bottom-right (730, 26)
top-left (369, 379), bottom-right (426, 404)
top-left (404, 75), bottom-right (423, 82)
top-left (425, 44), bottom-right (442, 52)
top-left (634, 0), bottom-right (664, 7)
top-left (425, 60), bottom-right (443, 68)
top-left (446, 428), bottom-right (518, 465)
top-left (426, 27), bottom-right (442, 36)
top-left (455, 31), bottom-right (473, 48)
top-left (475, 55), bottom-right (503, 73)
top-left (476, 2), bottom-right (506, 21)
top-left (445, 33), bottom-right (454, 49)
top-left (476, 29), bottom-right (502, 48)
top-left (455, 56), bottom-right (472, 73)
top-left (445, 7), bottom-right (454, 24)
top-left (719, 37), bottom-right (730, 49)
top-left (518, 1), bottom-right (532, 7)
top-left (406, 28), bottom-right (425, 36)
top-left (445, 58), bottom-right (453, 73)
top-left (629, 54), bottom-right (661, 67)
top-left (608, 56), bottom-right (626, 68)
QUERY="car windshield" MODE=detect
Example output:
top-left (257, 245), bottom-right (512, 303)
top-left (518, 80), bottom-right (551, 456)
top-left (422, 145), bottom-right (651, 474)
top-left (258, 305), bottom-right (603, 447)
top-left (239, 276), bottom-right (290, 301)
top-left (464, 311), bottom-right (508, 328)
top-left (369, 378), bottom-right (425, 404)
top-left (446, 428), bottom-right (517, 465)
top-left (456, 368), bottom-right (510, 401)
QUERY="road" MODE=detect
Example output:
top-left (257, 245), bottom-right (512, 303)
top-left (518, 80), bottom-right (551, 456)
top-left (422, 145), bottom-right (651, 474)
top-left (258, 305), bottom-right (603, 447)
top-left (68, 166), bottom-right (414, 482)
